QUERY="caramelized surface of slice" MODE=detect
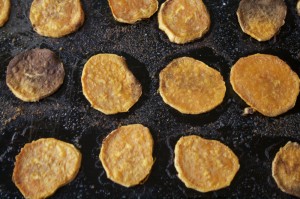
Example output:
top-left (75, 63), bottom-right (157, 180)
top-left (237, 0), bottom-right (287, 41)
top-left (272, 142), bottom-right (300, 197)
top-left (30, 0), bottom-right (84, 38)
top-left (158, 0), bottom-right (210, 44)
top-left (230, 53), bottom-right (299, 117)
top-left (159, 57), bottom-right (226, 114)
top-left (12, 138), bottom-right (82, 199)
top-left (175, 135), bottom-right (240, 192)
top-left (108, 0), bottom-right (158, 24)
top-left (6, 48), bottom-right (65, 102)
top-left (81, 54), bottom-right (142, 115)
top-left (0, 0), bottom-right (10, 27)
top-left (100, 124), bottom-right (154, 187)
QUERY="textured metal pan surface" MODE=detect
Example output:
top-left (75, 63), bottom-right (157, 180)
top-left (0, 0), bottom-right (300, 198)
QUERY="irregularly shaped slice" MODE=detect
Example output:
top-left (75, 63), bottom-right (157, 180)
top-left (81, 54), bottom-right (142, 115)
top-left (100, 124), bottom-right (154, 187)
top-left (29, 0), bottom-right (84, 38)
top-left (237, 0), bottom-right (287, 41)
top-left (0, 0), bottom-right (10, 27)
top-left (108, 0), bottom-right (158, 24)
top-left (6, 48), bottom-right (65, 102)
top-left (297, 0), bottom-right (300, 16)
top-left (158, 0), bottom-right (210, 44)
top-left (272, 142), bottom-right (300, 197)
top-left (12, 138), bottom-right (82, 199)
top-left (230, 53), bottom-right (299, 117)
top-left (159, 57), bottom-right (226, 114)
top-left (175, 135), bottom-right (240, 192)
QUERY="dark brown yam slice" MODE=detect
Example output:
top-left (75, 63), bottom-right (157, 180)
top-left (6, 48), bottom-right (65, 102)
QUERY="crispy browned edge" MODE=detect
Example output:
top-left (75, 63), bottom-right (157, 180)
top-left (12, 138), bottom-right (82, 199)
top-left (158, 0), bottom-right (211, 44)
top-left (6, 49), bottom-right (65, 102)
top-left (99, 124), bottom-right (154, 187)
top-left (29, 0), bottom-right (85, 38)
top-left (272, 142), bottom-right (300, 197)
top-left (108, 0), bottom-right (159, 24)
top-left (81, 54), bottom-right (142, 115)
top-left (230, 53), bottom-right (300, 117)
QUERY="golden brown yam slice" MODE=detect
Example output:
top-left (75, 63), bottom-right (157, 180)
top-left (175, 135), bottom-right (240, 192)
top-left (6, 48), bottom-right (65, 102)
top-left (12, 138), bottom-right (82, 199)
top-left (81, 54), bottom-right (142, 115)
top-left (108, 0), bottom-right (158, 24)
top-left (237, 0), bottom-right (287, 41)
top-left (159, 57), bottom-right (226, 114)
top-left (230, 53), bottom-right (299, 117)
top-left (100, 124), bottom-right (154, 187)
top-left (297, 0), bottom-right (300, 16)
top-left (272, 142), bottom-right (300, 197)
top-left (0, 0), bottom-right (10, 27)
top-left (158, 0), bottom-right (210, 44)
top-left (30, 0), bottom-right (84, 38)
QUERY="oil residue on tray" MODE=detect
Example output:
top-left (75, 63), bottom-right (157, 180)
top-left (0, 0), bottom-right (300, 198)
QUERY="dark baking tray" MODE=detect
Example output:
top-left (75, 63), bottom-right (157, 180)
top-left (0, 0), bottom-right (300, 198)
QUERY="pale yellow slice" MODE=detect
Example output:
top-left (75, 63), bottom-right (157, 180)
top-left (230, 53), bottom-right (299, 117)
top-left (175, 135), bottom-right (240, 192)
top-left (12, 138), bottom-right (82, 199)
top-left (158, 0), bottom-right (210, 44)
top-left (108, 0), bottom-right (158, 24)
top-left (100, 124), bottom-right (154, 187)
top-left (159, 57), bottom-right (226, 114)
top-left (30, 0), bottom-right (85, 38)
top-left (81, 54), bottom-right (142, 115)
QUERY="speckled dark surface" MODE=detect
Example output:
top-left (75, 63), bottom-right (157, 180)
top-left (0, 0), bottom-right (300, 198)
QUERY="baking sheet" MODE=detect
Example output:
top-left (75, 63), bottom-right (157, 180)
top-left (0, 0), bottom-right (300, 198)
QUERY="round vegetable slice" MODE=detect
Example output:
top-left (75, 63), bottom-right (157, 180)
top-left (81, 54), bottom-right (142, 115)
top-left (272, 142), bottom-right (300, 197)
top-left (108, 0), bottom-right (158, 24)
top-left (100, 124), bottom-right (154, 187)
top-left (175, 135), bottom-right (240, 192)
top-left (159, 57), bottom-right (226, 114)
top-left (30, 0), bottom-right (84, 38)
top-left (158, 0), bottom-right (210, 44)
top-left (230, 53), bottom-right (299, 117)
top-left (237, 0), bottom-right (287, 41)
top-left (13, 138), bottom-right (82, 199)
